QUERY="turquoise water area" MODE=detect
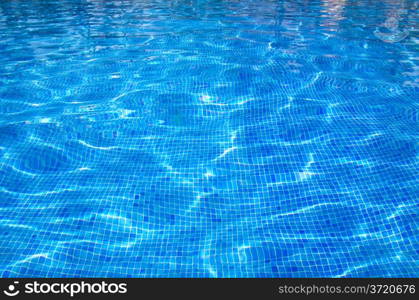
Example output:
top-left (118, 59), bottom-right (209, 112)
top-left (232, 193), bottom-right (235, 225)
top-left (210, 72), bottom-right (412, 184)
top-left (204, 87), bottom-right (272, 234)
top-left (0, 0), bottom-right (418, 277)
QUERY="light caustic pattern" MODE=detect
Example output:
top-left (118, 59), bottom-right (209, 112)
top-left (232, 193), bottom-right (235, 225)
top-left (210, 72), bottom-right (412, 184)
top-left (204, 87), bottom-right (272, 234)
top-left (0, 0), bottom-right (418, 277)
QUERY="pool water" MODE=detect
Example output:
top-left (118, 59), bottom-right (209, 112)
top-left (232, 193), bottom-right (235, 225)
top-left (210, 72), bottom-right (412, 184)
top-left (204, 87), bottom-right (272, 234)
top-left (0, 0), bottom-right (418, 278)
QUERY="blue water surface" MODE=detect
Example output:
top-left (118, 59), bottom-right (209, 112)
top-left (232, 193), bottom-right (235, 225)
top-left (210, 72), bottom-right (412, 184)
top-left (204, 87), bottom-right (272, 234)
top-left (0, 0), bottom-right (418, 277)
